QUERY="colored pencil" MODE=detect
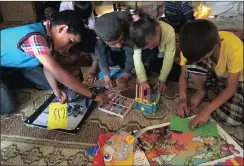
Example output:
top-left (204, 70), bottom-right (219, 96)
top-left (136, 84), bottom-right (138, 99)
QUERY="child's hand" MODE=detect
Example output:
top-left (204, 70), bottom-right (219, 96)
top-left (177, 99), bottom-right (190, 117)
top-left (54, 89), bottom-right (68, 104)
top-left (95, 92), bottom-right (108, 106)
top-left (159, 81), bottom-right (167, 94)
top-left (116, 77), bottom-right (128, 89)
top-left (104, 75), bottom-right (115, 89)
top-left (189, 108), bottom-right (211, 131)
top-left (140, 81), bottom-right (151, 90)
top-left (84, 73), bottom-right (97, 84)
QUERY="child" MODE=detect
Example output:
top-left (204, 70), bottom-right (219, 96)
top-left (164, 1), bottom-right (195, 33)
top-left (94, 11), bottom-right (134, 90)
top-left (177, 19), bottom-right (243, 129)
top-left (59, 1), bottom-right (95, 30)
top-left (0, 10), bottom-right (106, 115)
top-left (60, 28), bottom-right (99, 84)
top-left (130, 9), bottom-right (176, 93)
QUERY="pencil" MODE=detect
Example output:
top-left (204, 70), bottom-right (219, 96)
top-left (136, 84), bottom-right (138, 99)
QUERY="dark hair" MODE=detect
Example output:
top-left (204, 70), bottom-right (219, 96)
top-left (73, 28), bottom-right (97, 53)
top-left (130, 9), bottom-right (158, 48)
top-left (179, 19), bottom-right (218, 62)
top-left (51, 10), bottom-right (85, 37)
top-left (74, 1), bottom-right (93, 25)
top-left (94, 12), bottom-right (124, 42)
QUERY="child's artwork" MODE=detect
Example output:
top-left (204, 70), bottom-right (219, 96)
top-left (98, 92), bottom-right (134, 118)
top-left (213, 156), bottom-right (243, 166)
top-left (137, 122), bottom-right (243, 166)
top-left (92, 134), bottom-right (135, 166)
top-left (32, 90), bottom-right (92, 130)
top-left (103, 135), bottom-right (134, 166)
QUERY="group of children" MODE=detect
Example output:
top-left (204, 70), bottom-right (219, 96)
top-left (1, 3), bottom-right (243, 130)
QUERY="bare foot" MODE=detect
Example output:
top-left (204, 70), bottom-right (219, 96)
top-left (190, 90), bottom-right (207, 111)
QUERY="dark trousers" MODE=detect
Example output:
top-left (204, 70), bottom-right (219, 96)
top-left (141, 48), bottom-right (180, 82)
top-left (108, 50), bottom-right (126, 69)
top-left (0, 66), bottom-right (51, 115)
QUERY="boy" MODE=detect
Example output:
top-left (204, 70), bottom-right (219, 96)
top-left (0, 10), bottom-right (106, 115)
top-left (177, 19), bottom-right (243, 129)
top-left (59, 1), bottom-right (95, 30)
top-left (56, 28), bottom-right (99, 84)
top-left (130, 9), bottom-right (176, 93)
top-left (94, 11), bottom-right (134, 90)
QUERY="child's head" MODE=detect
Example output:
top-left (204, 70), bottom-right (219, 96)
top-left (74, 2), bottom-right (93, 24)
top-left (73, 28), bottom-right (97, 54)
top-left (179, 19), bottom-right (219, 62)
top-left (50, 10), bottom-right (85, 51)
top-left (94, 12), bottom-right (124, 48)
top-left (130, 9), bottom-right (161, 50)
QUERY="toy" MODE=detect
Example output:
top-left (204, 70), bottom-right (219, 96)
top-left (134, 83), bottom-right (160, 114)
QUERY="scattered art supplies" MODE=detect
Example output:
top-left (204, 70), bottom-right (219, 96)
top-left (92, 133), bottom-right (135, 166)
top-left (24, 89), bottom-right (95, 134)
top-left (134, 83), bottom-right (160, 114)
top-left (133, 120), bottom-right (243, 166)
top-left (170, 115), bottom-right (218, 137)
top-left (98, 92), bottom-right (134, 118)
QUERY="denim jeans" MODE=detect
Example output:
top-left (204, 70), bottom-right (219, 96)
top-left (0, 66), bottom-right (51, 115)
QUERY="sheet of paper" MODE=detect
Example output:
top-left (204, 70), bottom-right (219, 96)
top-left (47, 103), bottom-right (68, 129)
top-left (170, 115), bottom-right (218, 137)
top-left (133, 149), bottom-right (150, 166)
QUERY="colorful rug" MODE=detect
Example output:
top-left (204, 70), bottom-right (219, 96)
top-left (1, 74), bottom-right (243, 165)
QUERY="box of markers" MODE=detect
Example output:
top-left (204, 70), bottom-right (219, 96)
top-left (98, 92), bottom-right (134, 118)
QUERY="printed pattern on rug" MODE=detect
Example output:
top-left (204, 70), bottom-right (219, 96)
top-left (1, 75), bottom-right (243, 165)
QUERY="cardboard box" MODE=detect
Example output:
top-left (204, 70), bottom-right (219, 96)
top-left (0, 2), bottom-right (41, 22)
top-left (0, 21), bottom-right (25, 30)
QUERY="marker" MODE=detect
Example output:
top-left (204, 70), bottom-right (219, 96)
top-left (141, 85), bottom-right (143, 103)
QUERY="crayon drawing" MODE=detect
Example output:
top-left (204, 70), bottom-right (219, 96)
top-left (138, 125), bottom-right (240, 166)
top-left (213, 156), bottom-right (243, 166)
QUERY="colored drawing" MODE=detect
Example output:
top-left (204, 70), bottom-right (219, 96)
top-left (138, 125), bottom-right (239, 166)
top-left (214, 156), bottom-right (243, 166)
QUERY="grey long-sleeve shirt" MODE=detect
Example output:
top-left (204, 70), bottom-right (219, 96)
top-left (95, 39), bottom-right (134, 76)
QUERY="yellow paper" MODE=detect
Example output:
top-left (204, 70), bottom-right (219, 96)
top-left (47, 103), bottom-right (68, 129)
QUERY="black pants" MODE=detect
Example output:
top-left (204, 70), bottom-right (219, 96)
top-left (0, 66), bottom-right (51, 115)
top-left (141, 48), bottom-right (180, 82)
top-left (108, 50), bottom-right (126, 69)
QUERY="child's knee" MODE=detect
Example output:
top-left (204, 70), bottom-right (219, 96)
top-left (188, 73), bottom-right (207, 90)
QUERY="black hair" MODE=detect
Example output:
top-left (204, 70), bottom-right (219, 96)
top-left (51, 10), bottom-right (85, 37)
top-left (130, 9), bottom-right (159, 48)
top-left (179, 19), bottom-right (218, 62)
top-left (73, 28), bottom-right (97, 54)
top-left (94, 12), bottom-right (124, 42)
top-left (74, 1), bottom-right (93, 25)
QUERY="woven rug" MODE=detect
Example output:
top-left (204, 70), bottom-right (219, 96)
top-left (1, 74), bottom-right (243, 165)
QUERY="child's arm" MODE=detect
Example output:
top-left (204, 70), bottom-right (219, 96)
top-left (43, 67), bottom-right (67, 103)
top-left (177, 66), bottom-right (190, 116)
top-left (36, 53), bottom-right (100, 100)
top-left (133, 48), bottom-right (147, 83)
top-left (189, 72), bottom-right (240, 130)
top-left (90, 53), bottom-right (99, 74)
top-left (84, 53), bottom-right (99, 84)
top-left (158, 30), bottom-right (176, 82)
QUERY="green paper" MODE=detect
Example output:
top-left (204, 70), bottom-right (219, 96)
top-left (170, 116), bottom-right (218, 137)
